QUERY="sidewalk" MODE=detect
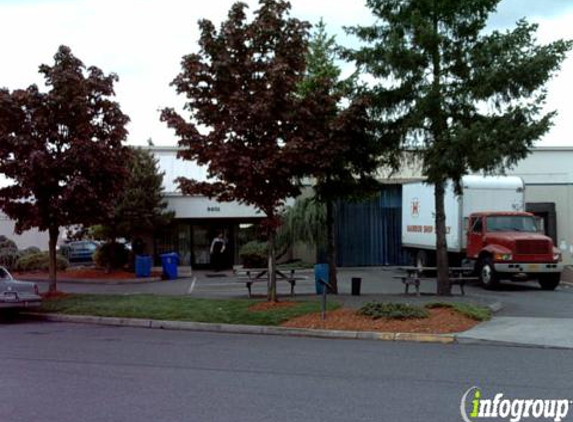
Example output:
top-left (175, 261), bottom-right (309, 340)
top-left (458, 317), bottom-right (573, 349)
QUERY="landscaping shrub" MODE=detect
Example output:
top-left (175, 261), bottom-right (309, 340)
top-left (0, 236), bottom-right (21, 270)
top-left (239, 241), bottom-right (268, 268)
top-left (14, 252), bottom-right (69, 272)
top-left (0, 248), bottom-right (22, 270)
top-left (358, 302), bottom-right (429, 320)
top-left (94, 242), bottom-right (129, 270)
top-left (0, 235), bottom-right (17, 251)
top-left (21, 246), bottom-right (41, 257)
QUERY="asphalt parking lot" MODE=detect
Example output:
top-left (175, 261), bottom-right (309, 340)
top-left (32, 266), bottom-right (573, 318)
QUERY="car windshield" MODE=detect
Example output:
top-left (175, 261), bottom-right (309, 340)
top-left (486, 216), bottom-right (538, 233)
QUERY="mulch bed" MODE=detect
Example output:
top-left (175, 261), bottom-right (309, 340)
top-left (41, 291), bottom-right (71, 300)
top-left (281, 308), bottom-right (479, 334)
top-left (14, 269), bottom-right (161, 281)
top-left (249, 301), bottom-right (298, 312)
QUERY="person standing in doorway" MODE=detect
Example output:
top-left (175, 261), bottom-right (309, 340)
top-left (210, 232), bottom-right (226, 271)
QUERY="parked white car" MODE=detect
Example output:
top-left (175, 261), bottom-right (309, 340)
top-left (0, 266), bottom-right (42, 310)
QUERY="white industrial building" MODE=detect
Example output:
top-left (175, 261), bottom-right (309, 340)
top-left (508, 147), bottom-right (573, 263)
top-left (2, 146), bottom-right (573, 266)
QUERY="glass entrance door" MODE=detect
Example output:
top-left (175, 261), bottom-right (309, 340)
top-left (192, 225), bottom-right (211, 267)
top-left (191, 224), bottom-right (235, 269)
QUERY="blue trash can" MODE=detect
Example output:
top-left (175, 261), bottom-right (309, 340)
top-left (160, 252), bottom-right (179, 280)
top-left (314, 263), bottom-right (329, 294)
top-left (135, 255), bottom-right (152, 278)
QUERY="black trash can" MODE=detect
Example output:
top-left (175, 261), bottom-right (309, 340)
top-left (351, 277), bottom-right (362, 296)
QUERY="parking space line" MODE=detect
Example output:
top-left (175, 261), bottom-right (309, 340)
top-left (187, 277), bottom-right (197, 294)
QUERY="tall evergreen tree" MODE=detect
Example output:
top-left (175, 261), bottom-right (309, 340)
top-left (300, 19), bottom-right (399, 293)
top-left (94, 147), bottom-right (173, 245)
top-left (346, 0), bottom-right (571, 294)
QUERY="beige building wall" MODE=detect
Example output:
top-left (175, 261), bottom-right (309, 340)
top-left (507, 147), bottom-right (573, 264)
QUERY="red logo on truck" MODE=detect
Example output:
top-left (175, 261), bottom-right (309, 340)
top-left (411, 198), bottom-right (420, 218)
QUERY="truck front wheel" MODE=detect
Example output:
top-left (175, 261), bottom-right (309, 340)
top-left (479, 257), bottom-right (499, 290)
top-left (538, 274), bottom-right (560, 291)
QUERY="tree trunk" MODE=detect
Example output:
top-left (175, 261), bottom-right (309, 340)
top-left (48, 225), bottom-right (59, 293)
top-left (434, 181), bottom-right (451, 295)
top-left (326, 200), bottom-right (338, 294)
top-left (106, 240), bottom-right (116, 273)
top-left (267, 228), bottom-right (278, 302)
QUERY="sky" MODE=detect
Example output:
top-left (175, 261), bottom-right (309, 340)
top-left (0, 0), bottom-right (572, 147)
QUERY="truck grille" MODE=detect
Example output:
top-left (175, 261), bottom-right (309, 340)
top-left (515, 239), bottom-right (551, 255)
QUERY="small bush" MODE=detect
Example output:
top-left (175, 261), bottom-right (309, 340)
top-left (14, 252), bottom-right (69, 272)
top-left (0, 248), bottom-right (22, 270)
top-left (21, 246), bottom-right (42, 257)
top-left (0, 236), bottom-right (21, 270)
top-left (425, 302), bottom-right (491, 321)
top-left (94, 242), bottom-right (129, 270)
top-left (358, 302), bottom-right (429, 320)
top-left (0, 235), bottom-right (17, 251)
top-left (239, 241), bottom-right (268, 268)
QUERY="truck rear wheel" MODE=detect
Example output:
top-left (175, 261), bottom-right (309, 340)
top-left (479, 257), bottom-right (499, 290)
top-left (538, 274), bottom-right (560, 291)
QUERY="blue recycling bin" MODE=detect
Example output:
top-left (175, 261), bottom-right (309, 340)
top-left (135, 255), bottom-right (152, 278)
top-left (160, 252), bottom-right (179, 280)
top-left (314, 263), bottom-right (329, 295)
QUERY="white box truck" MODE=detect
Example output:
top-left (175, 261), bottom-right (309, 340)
top-left (402, 175), bottom-right (563, 289)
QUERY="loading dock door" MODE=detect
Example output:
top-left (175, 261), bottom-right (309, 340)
top-left (526, 202), bottom-right (557, 244)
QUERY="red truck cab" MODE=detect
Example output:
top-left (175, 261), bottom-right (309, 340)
top-left (466, 212), bottom-right (562, 290)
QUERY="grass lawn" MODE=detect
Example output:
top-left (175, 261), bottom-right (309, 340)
top-left (425, 302), bottom-right (491, 321)
top-left (38, 294), bottom-right (340, 326)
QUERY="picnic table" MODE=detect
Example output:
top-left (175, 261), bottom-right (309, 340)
top-left (394, 266), bottom-right (478, 296)
top-left (233, 267), bottom-right (311, 298)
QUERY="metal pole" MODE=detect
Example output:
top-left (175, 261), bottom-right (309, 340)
top-left (321, 280), bottom-right (327, 321)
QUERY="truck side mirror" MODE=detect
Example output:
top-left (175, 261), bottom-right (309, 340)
top-left (535, 216), bottom-right (544, 234)
top-left (463, 217), bottom-right (469, 231)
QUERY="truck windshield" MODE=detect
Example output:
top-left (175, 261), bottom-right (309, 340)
top-left (486, 216), bottom-right (538, 233)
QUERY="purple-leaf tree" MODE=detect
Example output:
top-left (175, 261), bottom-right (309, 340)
top-left (162, 0), bottom-right (318, 302)
top-left (0, 46), bottom-right (131, 292)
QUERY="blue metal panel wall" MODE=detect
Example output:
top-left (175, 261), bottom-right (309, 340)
top-left (335, 185), bottom-right (405, 266)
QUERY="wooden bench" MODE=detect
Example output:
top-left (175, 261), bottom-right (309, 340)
top-left (394, 267), bottom-right (478, 296)
top-left (234, 268), bottom-right (309, 298)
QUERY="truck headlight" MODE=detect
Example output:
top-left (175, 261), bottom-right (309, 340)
top-left (553, 252), bottom-right (562, 262)
top-left (494, 253), bottom-right (512, 261)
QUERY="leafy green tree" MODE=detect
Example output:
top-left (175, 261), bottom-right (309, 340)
top-left (300, 20), bottom-right (399, 293)
top-left (346, 0), bottom-right (571, 295)
top-left (277, 196), bottom-right (326, 255)
top-left (0, 46), bottom-right (130, 292)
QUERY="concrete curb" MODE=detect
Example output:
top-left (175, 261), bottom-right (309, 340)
top-left (19, 277), bottom-right (164, 285)
top-left (27, 313), bottom-right (457, 344)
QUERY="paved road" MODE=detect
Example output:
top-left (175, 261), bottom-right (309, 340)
top-left (1, 321), bottom-right (573, 422)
